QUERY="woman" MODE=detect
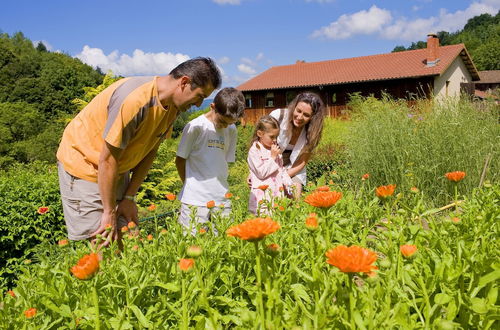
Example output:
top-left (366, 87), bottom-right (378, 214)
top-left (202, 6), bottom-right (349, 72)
top-left (247, 92), bottom-right (326, 199)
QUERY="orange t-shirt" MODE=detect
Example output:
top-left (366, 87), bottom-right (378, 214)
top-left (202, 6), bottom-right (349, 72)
top-left (57, 76), bottom-right (176, 182)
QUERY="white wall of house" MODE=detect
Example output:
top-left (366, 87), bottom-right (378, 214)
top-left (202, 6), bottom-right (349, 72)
top-left (434, 57), bottom-right (472, 98)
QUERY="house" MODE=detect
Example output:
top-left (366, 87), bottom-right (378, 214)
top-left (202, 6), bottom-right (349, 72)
top-left (461, 70), bottom-right (500, 100)
top-left (237, 34), bottom-right (480, 124)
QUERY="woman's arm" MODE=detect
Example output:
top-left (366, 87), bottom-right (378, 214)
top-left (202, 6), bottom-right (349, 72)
top-left (287, 152), bottom-right (311, 178)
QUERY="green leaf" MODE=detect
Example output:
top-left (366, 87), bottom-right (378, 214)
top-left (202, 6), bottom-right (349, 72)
top-left (129, 305), bottom-right (153, 328)
top-left (290, 283), bottom-right (311, 304)
top-left (470, 297), bottom-right (489, 314)
top-left (152, 282), bottom-right (180, 292)
top-left (434, 293), bottom-right (452, 305)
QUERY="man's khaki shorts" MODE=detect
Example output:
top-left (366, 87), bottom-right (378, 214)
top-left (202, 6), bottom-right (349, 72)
top-left (57, 162), bottom-right (128, 240)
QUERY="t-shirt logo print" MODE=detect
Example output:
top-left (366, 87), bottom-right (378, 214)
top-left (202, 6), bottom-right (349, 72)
top-left (207, 136), bottom-right (225, 150)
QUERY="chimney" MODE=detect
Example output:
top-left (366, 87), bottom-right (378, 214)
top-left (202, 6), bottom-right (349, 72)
top-left (426, 33), bottom-right (439, 67)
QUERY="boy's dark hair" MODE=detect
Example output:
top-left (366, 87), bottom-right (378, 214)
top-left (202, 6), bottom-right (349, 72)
top-left (170, 57), bottom-right (222, 90)
top-left (213, 87), bottom-right (245, 120)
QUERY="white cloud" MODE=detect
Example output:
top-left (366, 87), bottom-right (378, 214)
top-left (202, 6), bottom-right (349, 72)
top-left (412, 6), bottom-right (421, 12)
top-left (237, 64), bottom-right (256, 75)
top-left (241, 57), bottom-right (255, 66)
top-left (75, 46), bottom-right (190, 76)
top-left (312, 1), bottom-right (500, 41)
top-left (256, 52), bottom-right (264, 61)
top-left (212, 0), bottom-right (241, 5)
top-left (218, 56), bottom-right (230, 64)
top-left (311, 5), bottom-right (392, 39)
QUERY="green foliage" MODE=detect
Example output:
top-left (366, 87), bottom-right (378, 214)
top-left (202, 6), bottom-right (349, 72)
top-left (345, 95), bottom-right (499, 204)
top-left (71, 71), bottom-right (120, 111)
top-left (0, 162), bottom-right (66, 288)
top-left (1, 181), bottom-right (498, 328)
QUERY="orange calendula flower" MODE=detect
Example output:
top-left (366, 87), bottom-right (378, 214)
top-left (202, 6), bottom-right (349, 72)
top-left (104, 224), bottom-right (113, 232)
top-left (121, 226), bottom-right (129, 233)
top-left (37, 207), bottom-right (49, 214)
top-left (362, 173), bottom-right (370, 181)
top-left (24, 308), bottom-right (37, 318)
top-left (329, 179), bottom-right (334, 185)
top-left (265, 243), bottom-right (281, 256)
top-left (410, 187), bottom-right (419, 194)
top-left (445, 171), bottom-right (466, 182)
top-left (206, 200), bottom-right (215, 209)
top-left (147, 204), bottom-right (156, 211)
top-left (304, 191), bottom-right (342, 208)
top-left (400, 245), bottom-right (417, 257)
top-left (375, 184), bottom-right (396, 198)
top-left (127, 221), bottom-right (137, 229)
top-left (258, 185), bottom-right (269, 191)
top-left (179, 258), bottom-right (195, 272)
top-left (278, 205), bottom-right (285, 212)
top-left (70, 253), bottom-right (100, 280)
top-left (225, 192), bottom-right (233, 199)
top-left (160, 228), bottom-right (168, 235)
top-left (316, 185), bottom-right (330, 192)
top-left (7, 290), bottom-right (15, 298)
top-left (305, 214), bottom-right (319, 231)
top-left (147, 234), bottom-right (154, 241)
top-left (165, 193), bottom-right (176, 201)
top-left (199, 228), bottom-right (207, 234)
top-left (452, 217), bottom-right (460, 223)
top-left (226, 217), bottom-right (280, 242)
top-left (325, 245), bottom-right (378, 274)
top-left (132, 245), bottom-right (139, 251)
top-left (58, 239), bottom-right (69, 247)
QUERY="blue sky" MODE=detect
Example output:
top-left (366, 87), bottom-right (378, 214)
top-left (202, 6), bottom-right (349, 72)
top-left (1, 0), bottom-right (498, 93)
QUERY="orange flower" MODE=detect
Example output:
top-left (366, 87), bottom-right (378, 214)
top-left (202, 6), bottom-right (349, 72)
top-left (375, 184), bottom-right (396, 198)
top-left (452, 217), bottom-right (460, 223)
top-left (179, 258), bottom-right (195, 272)
top-left (121, 226), bottom-right (129, 233)
top-left (165, 193), bottom-right (176, 201)
top-left (226, 217), bottom-right (280, 242)
top-left (305, 213), bottom-right (319, 231)
top-left (400, 245), bottom-right (417, 257)
top-left (127, 221), bottom-right (137, 229)
top-left (304, 191), bottom-right (342, 208)
top-left (132, 245), bottom-right (139, 251)
top-left (325, 245), bottom-right (378, 274)
top-left (362, 173), bottom-right (370, 181)
top-left (316, 185), bottom-right (330, 192)
top-left (265, 243), bottom-right (281, 256)
top-left (24, 308), bottom-right (37, 318)
top-left (328, 179), bottom-right (334, 185)
top-left (187, 245), bottom-right (203, 257)
top-left (410, 187), bottom-right (419, 194)
top-left (160, 228), bottom-right (168, 235)
top-left (445, 171), bottom-right (466, 182)
top-left (104, 224), bottom-right (113, 232)
top-left (70, 253), bottom-right (100, 280)
top-left (199, 228), bottom-right (207, 234)
top-left (206, 200), bottom-right (215, 209)
top-left (278, 205), bottom-right (285, 212)
top-left (258, 185), bottom-right (269, 191)
top-left (37, 207), bottom-right (49, 214)
top-left (147, 234), bottom-right (153, 241)
top-left (225, 192), bottom-right (233, 199)
top-left (147, 204), bottom-right (156, 211)
top-left (6, 290), bottom-right (15, 298)
top-left (58, 239), bottom-right (69, 247)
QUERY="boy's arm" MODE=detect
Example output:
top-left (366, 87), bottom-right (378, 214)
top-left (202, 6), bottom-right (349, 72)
top-left (175, 156), bottom-right (187, 183)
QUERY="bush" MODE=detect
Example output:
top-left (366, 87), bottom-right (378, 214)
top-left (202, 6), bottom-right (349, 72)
top-left (345, 95), bottom-right (499, 205)
top-left (0, 162), bottom-right (66, 287)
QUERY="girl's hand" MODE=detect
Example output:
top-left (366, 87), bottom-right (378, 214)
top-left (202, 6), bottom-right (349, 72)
top-left (271, 144), bottom-right (280, 159)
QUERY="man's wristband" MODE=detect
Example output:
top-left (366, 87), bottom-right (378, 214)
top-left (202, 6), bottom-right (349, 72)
top-left (123, 195), bottom-right (136, 202)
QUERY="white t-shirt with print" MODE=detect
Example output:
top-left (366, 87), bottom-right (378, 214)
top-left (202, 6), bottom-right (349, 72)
top-left (177, 114), bottom-right (237, 206)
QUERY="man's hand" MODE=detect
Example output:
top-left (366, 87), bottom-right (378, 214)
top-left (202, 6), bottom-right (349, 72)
top-left (117, 199), bottom-right (138, 227)
top-left (90, 209), bottom-right (119, 247)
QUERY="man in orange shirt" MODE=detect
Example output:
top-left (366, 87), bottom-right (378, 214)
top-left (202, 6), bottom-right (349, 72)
top-left (57, 57), bottom-right (221, 244)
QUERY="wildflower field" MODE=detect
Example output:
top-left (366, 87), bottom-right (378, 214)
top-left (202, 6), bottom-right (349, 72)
top-left (0, 97), bottom-right (499, 329)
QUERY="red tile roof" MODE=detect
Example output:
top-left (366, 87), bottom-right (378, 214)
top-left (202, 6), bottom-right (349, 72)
top-left (478, 70), bottom-right (500, 83)
top-left (237, 44), bottom-right (479, 91)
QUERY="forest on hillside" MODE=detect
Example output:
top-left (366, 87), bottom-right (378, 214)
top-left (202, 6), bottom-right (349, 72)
top-left (393, 11), bottom-right (500, 71)
top-left (0, 11), bottom-right (499, 168)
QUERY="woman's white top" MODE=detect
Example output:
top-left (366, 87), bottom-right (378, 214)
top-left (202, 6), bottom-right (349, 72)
top-left (269, 108), bottom-right (307, 185)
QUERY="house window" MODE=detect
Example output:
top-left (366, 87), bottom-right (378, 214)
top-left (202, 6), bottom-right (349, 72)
top-left (265, 92), bottom-right (274, 107)
top-left (286, 91), bottom-right (297, 105)
top-left (244, 94), bottom-right (252, 108)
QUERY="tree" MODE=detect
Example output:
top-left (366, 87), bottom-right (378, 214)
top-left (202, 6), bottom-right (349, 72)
top-left (36, 42), bottom-right (47, 52)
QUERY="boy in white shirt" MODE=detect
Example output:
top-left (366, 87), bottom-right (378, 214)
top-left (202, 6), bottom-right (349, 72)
top-left (175, 87), bottom-right (245, 235)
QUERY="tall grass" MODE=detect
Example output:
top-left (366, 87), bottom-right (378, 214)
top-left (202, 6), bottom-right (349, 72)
top-left (346, 95), bottom-right (499, 205)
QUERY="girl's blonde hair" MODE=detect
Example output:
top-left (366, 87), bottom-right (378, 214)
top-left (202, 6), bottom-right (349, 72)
top-left (250, 115), bottom-right (280, 146)
top-left (285, 92), bottom-right (326, 155)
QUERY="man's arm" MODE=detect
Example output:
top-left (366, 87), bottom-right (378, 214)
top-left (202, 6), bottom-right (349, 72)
top-left (91, 141), bottom-right (122, 241)
top-left (175, 156), bottom-right (187, 183)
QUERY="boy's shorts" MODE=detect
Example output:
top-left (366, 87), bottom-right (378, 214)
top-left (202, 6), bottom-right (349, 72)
top-left (178, 203), bottom-right (231, 236)
top-left (57, 162), bottom-right (129, 240)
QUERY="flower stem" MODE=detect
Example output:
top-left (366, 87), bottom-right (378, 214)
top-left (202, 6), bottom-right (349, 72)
top-left (254, 241), bottom-right (265, 328)
top-left (181, 278), bottom-right (188, 330)
top-left (454, 184), bottom-right (458, 210)
top-left (91, 285), bottom-right (101, 330)
top-left (347, 275), bottom-right (355, 330)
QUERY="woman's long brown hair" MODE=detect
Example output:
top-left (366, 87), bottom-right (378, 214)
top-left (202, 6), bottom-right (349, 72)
top-left (285, 92), bottom-right (326, 155)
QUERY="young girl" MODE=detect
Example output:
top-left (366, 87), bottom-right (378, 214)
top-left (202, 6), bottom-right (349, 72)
top-left (247, 115), bottom-right (292, 215)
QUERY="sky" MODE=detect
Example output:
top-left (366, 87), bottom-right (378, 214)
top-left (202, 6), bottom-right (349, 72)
top-left (1, 0), bottom-right (499, 94)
